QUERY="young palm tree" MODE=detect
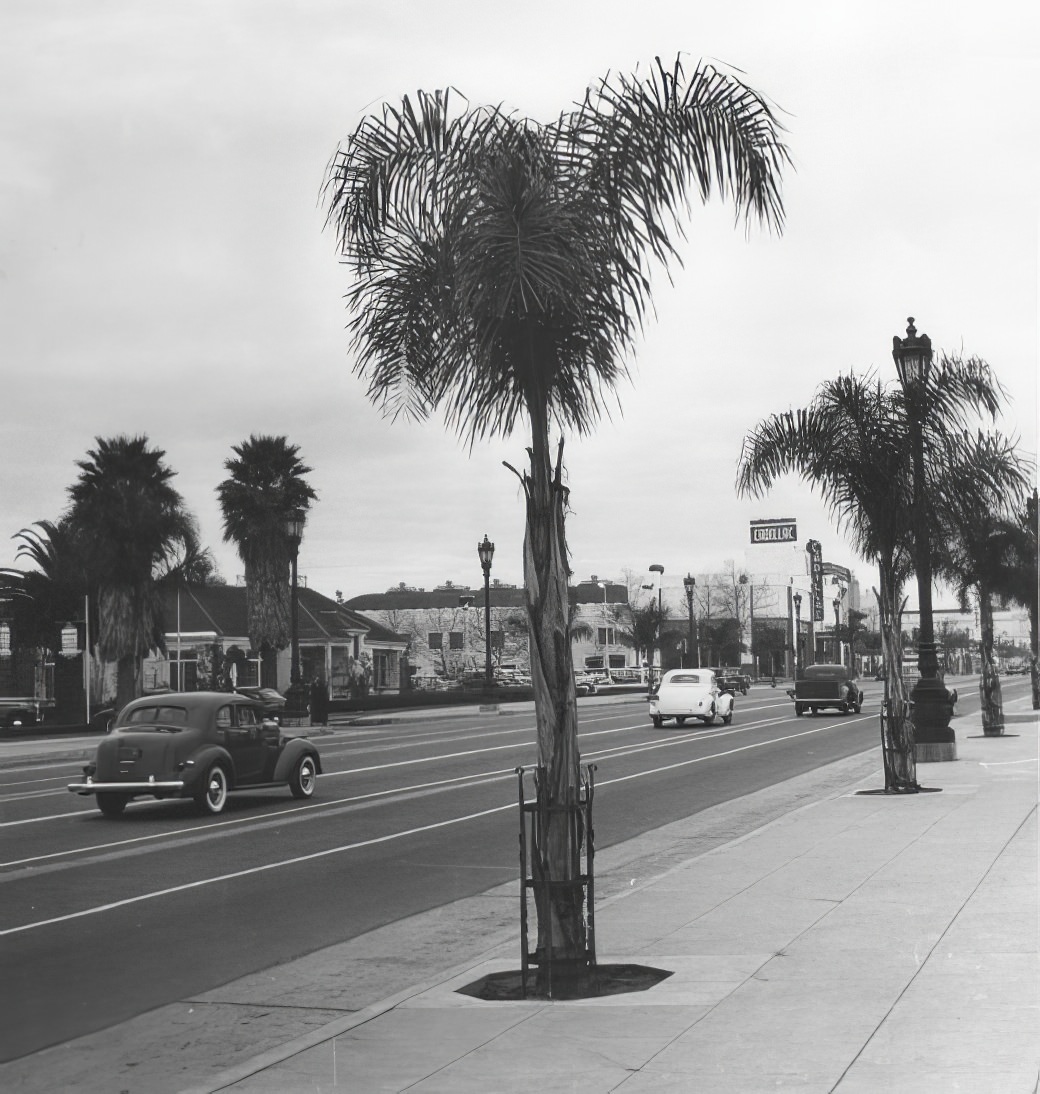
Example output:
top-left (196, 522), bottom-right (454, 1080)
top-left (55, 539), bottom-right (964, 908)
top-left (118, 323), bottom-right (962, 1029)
top-left (67, 436), bottom-right (192, 711)
top-left (324, 55), bottom-right (789, 965)
top-left (738, 374), bottom-right (920, 790)
top-left (216, 435), bottom-right (316, 688)
top-left (739, 359), bottom-right (1013, 789)
top-left (937, 436), bottom-right (1031, 732)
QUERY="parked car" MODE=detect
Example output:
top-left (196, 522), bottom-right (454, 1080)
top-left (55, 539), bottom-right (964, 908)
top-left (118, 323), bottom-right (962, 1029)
top-left (233, 685), bottom-right (288, 715)
top-left (787, 664), bottom-right (863, 716)
top-left (574, 671), bottom-right (599, 696)
top-left (67, 691), bottom-right (322, 818)
top-left (648, 669), bottom-right (734, 727)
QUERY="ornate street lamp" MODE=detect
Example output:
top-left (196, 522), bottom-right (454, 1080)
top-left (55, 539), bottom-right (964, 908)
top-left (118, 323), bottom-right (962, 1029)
top-left (649, 563), bottom-right (664, 686)
top-left (285, 510), bottom-right (307, 717)
top-left (477, 534), bottom-right (495, 685)
top-left (597, 581), bottom-right (610, 677)
top-left (793, 592), bottom-right (803, 676)
top-left (893, 316), bottom-right (957, 760)
top-left (683, 574), bottom-right (699, 669)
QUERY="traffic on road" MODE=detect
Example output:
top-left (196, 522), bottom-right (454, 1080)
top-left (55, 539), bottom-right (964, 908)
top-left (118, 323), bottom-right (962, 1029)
top-left (0, 677), bottom-right (1000, 1062)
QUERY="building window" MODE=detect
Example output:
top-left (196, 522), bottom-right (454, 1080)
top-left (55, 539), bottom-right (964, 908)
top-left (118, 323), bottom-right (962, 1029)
top-left (428, 632), bottom-right (443, 650)
top-left (449, 631), bottom-right (464, 651)
top-left (597, 626), bottom-right (616, 646)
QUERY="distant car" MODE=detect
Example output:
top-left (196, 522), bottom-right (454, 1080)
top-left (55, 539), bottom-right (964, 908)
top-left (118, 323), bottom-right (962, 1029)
top-left (788, 664), bottom-right (863, 716)
top-left (648, 669), bottom-right (734, 727)
top-left (705, 667), bottom-right (750, 695)
top-left (233, 685), bottom-right (287, 714)
top-left (574, 672), bottom-right (599, 696)
top-left (68, 691), bottom-right (322, 818)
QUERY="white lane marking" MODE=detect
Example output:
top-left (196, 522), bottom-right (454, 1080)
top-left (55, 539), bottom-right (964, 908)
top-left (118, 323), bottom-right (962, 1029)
top-left (2, 718), bottom-right (864, 935)
top-left (0, 803), bottom-right (513, 938)
top-left (0, 768), bottom-right (519, 869)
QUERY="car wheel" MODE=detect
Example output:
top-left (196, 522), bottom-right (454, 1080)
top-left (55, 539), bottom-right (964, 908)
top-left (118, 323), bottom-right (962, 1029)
top-left (794, 702), bottom-right (804, 716)
top-left (96, 792), bottom-right (129, 818)
top-left (853, 697), bottom-right (863, 714)
top-left (741, 686), bottom-right (748, 696)
top-left (840, 702), bottom-right (849, 714)
top-left (701, 704), bottom-right (716, 726)
top-left (675, 716), bottom-right (687, 726)
top-left (651, 715), bottom-right (663, 728)
top-left (195, 764), bottom-right (229, 815)
top-left (723, 710), bottom-right (733, 725)
top-left (289, 755), bottom-right (317, 799)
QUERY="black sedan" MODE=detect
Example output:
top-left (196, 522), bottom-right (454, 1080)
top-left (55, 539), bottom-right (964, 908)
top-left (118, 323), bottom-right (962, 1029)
top-left (68, 691), bottom-right (322, 817)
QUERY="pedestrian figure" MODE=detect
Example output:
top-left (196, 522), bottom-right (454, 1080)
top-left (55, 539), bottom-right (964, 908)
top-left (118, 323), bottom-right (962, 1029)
top-left (309, 677), bottom-right (329, 726)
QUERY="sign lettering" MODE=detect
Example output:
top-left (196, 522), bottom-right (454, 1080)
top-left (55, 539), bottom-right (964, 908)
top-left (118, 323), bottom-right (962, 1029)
top-left (749, 519), bottom-right (798, 544)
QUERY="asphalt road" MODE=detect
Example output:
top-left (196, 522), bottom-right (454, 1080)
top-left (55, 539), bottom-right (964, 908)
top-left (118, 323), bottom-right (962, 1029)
top-left (0, 678), bottom-right (992, 1062)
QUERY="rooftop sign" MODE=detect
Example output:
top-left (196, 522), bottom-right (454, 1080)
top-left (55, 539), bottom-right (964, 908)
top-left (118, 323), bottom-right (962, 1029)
top-left (750, 519), bottom-right (798, 544)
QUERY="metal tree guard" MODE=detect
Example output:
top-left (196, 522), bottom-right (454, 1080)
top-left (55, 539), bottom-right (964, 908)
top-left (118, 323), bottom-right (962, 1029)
top-left (516, 762), bottom-right (597, 998)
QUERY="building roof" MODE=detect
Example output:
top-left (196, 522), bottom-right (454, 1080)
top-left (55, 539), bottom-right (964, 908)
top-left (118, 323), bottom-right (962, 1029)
top-left (345, 579), bottom-right (629, 611)
top-left (345, 586), bottom-right (528, 611)
top-left (160, 584), bottom-right (407, 649)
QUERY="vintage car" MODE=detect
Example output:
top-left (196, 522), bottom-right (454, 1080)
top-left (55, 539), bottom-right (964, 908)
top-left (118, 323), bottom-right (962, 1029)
top-left (648, 668), bottom-right (734, 727)
top-left (574, 671), bottom-right (600, 696)
top-left (706, 666), bottom-right (751, 695)
top-left (787, 664), bottom-right (864, 716)
top-left (68, 691), bottom-right (322, 818)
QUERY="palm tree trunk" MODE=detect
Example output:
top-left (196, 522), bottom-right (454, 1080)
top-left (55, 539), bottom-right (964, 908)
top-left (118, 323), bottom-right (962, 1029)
top-left (875, 565), bottom-right (918, 791)
top-left (977, 587), bottom-right (1004, 734)
top-left (115, 654), bottom-right (139, 712)
top-left (518, 393), bottom-right (585, 971)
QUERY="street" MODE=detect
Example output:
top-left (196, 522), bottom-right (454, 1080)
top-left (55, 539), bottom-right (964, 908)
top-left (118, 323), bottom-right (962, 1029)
top-left (0, 679), bottom-right (988, 1062)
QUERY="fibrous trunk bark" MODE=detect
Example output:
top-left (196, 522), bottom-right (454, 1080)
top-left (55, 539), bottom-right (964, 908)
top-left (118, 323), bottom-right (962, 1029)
top-left (977, 588), bottom-right (1004, 734)
top-left (512, 407), bottom-right (584, 971)
top-left (875, 566), bottom-right (918, 791)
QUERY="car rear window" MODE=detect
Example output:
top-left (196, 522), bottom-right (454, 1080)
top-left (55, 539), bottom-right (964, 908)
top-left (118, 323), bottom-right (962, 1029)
top-left (669, 674), bottom-right (702, 685)
top-left (123, 705), bottom-right (189, 725)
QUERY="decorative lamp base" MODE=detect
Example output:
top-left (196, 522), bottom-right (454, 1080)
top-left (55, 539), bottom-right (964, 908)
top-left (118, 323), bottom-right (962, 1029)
top-left (910, 675), bottom-right (957, 762)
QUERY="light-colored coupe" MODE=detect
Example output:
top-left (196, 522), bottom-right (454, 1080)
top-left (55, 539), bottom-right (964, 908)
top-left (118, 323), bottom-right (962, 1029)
top-left (648, 669), bottom-right (734, 727)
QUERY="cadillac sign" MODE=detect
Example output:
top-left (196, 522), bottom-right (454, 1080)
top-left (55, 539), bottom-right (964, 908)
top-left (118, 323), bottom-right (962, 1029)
top-left (749, 519), bottom-right (798, 545)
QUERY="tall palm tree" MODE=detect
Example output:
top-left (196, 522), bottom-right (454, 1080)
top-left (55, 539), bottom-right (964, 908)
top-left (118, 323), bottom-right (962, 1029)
top-left (216, 435), bottom-right (316, 688)
top-left (67, 436), bottom-right (192, 711)
top-left (738, 359), bottom-right (1012, 789)
top-left (324, 55), bottom-right (790, 965)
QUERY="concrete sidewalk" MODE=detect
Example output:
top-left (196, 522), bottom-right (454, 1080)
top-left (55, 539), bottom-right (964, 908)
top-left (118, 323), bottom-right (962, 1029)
top-left (4, 695), bottom-right (1036, 1093)
top-left (177, 701), bottom-right (1037, 1094)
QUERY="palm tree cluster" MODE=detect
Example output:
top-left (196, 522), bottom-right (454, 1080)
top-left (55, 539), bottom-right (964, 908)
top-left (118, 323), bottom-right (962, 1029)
top-left (324, 53), bottom-right (790, 967)
top-left (737, 357), bottom-right (1032, 787)
top-left (2, 434), bottom-right (315, 711)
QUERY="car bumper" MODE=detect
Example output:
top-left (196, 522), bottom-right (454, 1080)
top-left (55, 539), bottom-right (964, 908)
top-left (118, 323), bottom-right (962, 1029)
top-left (68, 777), bottom-right (185, 796)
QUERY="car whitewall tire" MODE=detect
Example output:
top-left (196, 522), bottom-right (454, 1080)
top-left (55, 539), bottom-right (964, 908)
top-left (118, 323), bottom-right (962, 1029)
top-left (196, 764), bottom-right (229, 815)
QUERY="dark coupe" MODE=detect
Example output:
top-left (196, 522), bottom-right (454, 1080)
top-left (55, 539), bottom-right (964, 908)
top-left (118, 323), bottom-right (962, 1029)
top-left (68, 691), bottom-right (322, 818)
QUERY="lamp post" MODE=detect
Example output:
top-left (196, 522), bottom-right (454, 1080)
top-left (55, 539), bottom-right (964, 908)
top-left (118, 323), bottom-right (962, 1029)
top-left (649, 563), bottom-right (664, 685)
top-left (597, 581), bottom-right (609, 677)
top-left (477, 534), bottom-right (495, 686)
top-left (285, 510), bottom-right (306, 718)
top-left (683, 574), bottom-right (699, 669)
top-left (793, 592), bottom-right (803, 677)
top-left (893, 317), bottom-right (957, 760)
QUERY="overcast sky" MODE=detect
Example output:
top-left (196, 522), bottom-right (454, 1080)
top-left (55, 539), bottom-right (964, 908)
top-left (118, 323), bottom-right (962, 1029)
top-left (2, 1), bottom-right (1036, 615)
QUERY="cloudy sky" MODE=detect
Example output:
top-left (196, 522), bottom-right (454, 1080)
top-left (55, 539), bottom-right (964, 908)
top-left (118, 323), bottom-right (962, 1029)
top-left (2, 1), bottom-right (1036, 615)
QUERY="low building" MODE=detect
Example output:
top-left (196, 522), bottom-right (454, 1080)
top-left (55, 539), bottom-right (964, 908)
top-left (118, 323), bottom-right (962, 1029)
top-left (346, 575), bottom-right (641, 685)
top-left (146, 584), bottom-right (408, 698)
